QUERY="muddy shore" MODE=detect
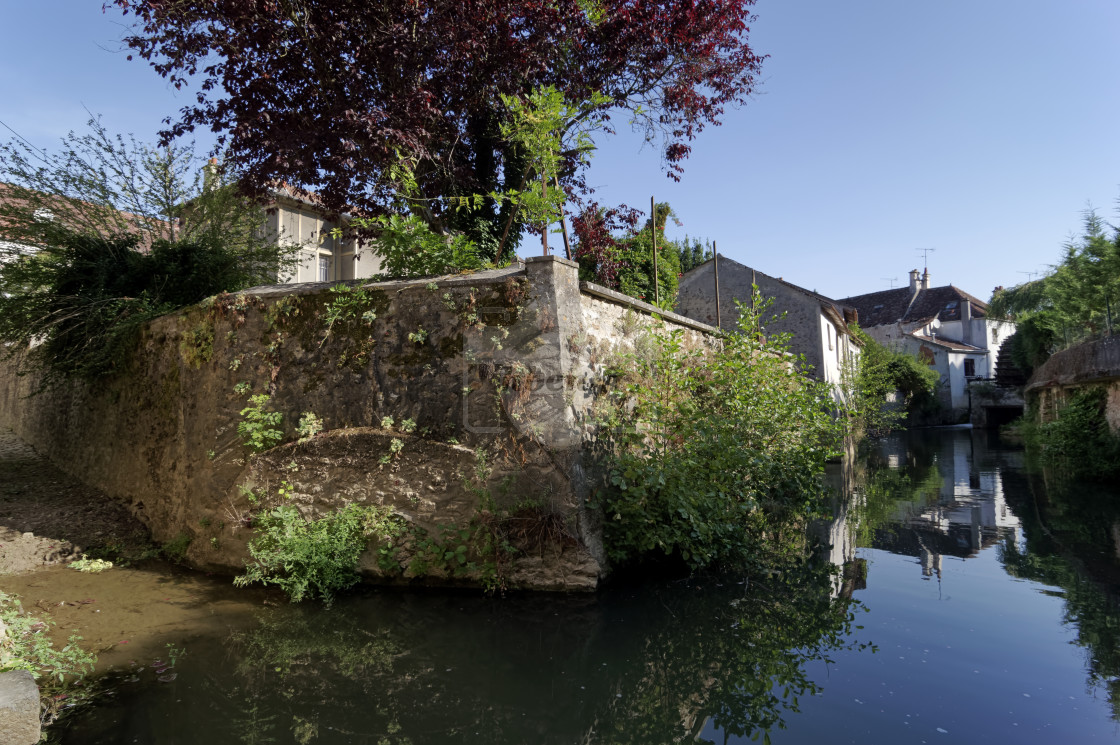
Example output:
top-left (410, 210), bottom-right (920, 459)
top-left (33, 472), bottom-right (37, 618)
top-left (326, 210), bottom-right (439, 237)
top-left (0, 429), bottom-right (268, 674)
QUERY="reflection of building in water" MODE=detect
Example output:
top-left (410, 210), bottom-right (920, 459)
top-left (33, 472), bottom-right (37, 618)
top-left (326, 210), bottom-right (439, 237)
top-left (873, 430), bottom-right (1022, 579)
top-left (817, 462), bottom-right (868, 598)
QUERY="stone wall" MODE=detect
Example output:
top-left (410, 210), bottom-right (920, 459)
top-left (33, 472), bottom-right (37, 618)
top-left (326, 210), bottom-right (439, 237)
top-left (0, 256), bottom-right (717, 591)
top-left (1026, 336), bottom-right (1120, 433)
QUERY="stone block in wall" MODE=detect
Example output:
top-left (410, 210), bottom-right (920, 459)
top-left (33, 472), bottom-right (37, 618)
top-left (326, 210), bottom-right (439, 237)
top-left (0, 670), bottom-right (40, 745)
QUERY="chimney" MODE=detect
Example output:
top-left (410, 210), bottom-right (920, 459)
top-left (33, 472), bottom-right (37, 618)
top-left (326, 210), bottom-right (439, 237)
top-left (204, 157), bottom-right (221, 192)
top-left (922, 269), bottom-right (931, 290)
top-left (962, 298), bottom-right (973, 345)
top-left (909, 269), bottom-right (921, 293)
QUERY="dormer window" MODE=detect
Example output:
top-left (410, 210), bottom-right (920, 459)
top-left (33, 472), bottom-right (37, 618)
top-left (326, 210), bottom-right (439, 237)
top-left (945, 301), bottom-right (958, 310)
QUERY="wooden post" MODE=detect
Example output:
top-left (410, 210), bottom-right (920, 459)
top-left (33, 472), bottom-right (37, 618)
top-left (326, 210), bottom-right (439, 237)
top-left (713, 241), bottom-right (721, 330)
top-left (651, 196), bottom-right (658, 307)
top-left (541, 172), bottom-right (549, 256)
top-left (555, 176), bottom-right (572, 260)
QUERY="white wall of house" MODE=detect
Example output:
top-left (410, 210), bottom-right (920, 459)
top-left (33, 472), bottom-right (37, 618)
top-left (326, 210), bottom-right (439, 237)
top-left (263, 200), bottom-right (383, 284)
top-left (818, 314), bottom-right (859, 389)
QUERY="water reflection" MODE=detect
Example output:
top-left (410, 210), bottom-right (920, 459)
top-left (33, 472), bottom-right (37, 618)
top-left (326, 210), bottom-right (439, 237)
top-left (61, 562), bottom-right (867, 744)
top-left (59, 427), bottom-right (1120, 744)
top-left (835, 428), bottom-right (1120, 725)
top-left (998, 469), bottom-right (1120, 718)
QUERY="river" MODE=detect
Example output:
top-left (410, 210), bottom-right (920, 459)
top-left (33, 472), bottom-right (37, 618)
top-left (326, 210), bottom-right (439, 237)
top-left (52, 427), bottom-right (1120, 744)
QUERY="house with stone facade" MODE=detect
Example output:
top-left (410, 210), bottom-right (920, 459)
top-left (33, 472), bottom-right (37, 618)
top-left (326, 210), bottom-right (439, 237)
top-left (676, 255), bottom-right (861, 393)
top-left (838, 269), bottom-right (1014, 420)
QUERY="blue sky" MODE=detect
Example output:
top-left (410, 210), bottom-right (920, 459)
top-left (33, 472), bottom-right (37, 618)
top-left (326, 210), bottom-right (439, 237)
top-left (2, 1), bottom-right (1118, 301)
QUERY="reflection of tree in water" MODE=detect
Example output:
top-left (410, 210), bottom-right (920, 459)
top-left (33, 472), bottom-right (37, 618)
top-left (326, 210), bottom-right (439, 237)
top-left (220, 562), bottom-right (870, 745)
top-left (227, 615), bottom-right (409, 744)
top-left (583, 564), bottom-right (873, 744)
top-left (850, 464), bottom-right (943, 550)
top-left (998, 468), bottom-right (1120, 720)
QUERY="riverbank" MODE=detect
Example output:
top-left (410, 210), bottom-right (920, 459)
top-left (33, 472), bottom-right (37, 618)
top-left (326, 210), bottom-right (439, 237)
top-left (0, 428), bottom-right (271, 678)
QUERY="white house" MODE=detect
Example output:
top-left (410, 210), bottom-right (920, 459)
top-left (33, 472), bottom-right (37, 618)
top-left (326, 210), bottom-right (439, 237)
top-left (838, 269), bottom-right (1015, 420)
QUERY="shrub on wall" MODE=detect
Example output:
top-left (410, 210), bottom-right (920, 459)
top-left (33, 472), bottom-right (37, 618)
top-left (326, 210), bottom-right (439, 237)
top-left (0, 118), bottom-right (300, 388)
top-left (597, 293), bottom-right (842, 572)
top-left (842, 327), bottom-right (940, 437)
top-left (1021, 387), bottom-right (1120, 482)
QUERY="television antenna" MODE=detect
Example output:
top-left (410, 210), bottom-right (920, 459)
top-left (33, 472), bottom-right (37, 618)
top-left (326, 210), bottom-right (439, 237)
top-left (880, 277), bottom-right (898, 288)
top-left (916, 247), bottom-right (936, 270)
top-left (1017, 270), bottom-right (1040, 282)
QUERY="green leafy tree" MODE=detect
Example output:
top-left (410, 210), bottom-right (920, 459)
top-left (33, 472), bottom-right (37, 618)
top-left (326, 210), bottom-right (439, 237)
top-left (842, 326), bottom-right (940, 437)
top-left (0, 119), bottom-right (300, 386)
top-left (343, 214), bottom-right (483, 279)
top-left (989, 207), bottom-right (1120, 373)
top-left (598, 293), bottom-right (842, 572)
top-left (669, 236), bottom-right (716, 274)
top-left (572, 201), bottom-right (686, 308)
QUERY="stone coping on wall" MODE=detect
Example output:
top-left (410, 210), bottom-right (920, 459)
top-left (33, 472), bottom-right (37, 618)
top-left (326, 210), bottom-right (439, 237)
top-left (1025, 335), bottom-right (1120, 393)
top-left (237, 264), bottom-right (529, 299)
top-left (233, 255), bottom-right (721, 337)
top-left (578, 281), bottom-right (722, 336)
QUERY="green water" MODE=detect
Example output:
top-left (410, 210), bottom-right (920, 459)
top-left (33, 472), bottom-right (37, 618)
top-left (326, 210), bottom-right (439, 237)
top-left (57, 428), bottom-right (1120, 744)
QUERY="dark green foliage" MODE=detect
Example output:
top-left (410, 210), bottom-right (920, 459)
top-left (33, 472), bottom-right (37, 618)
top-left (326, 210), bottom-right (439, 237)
top-left (0, 118), bottom-right (299, 387)
top-left (667, 236), bottom-right (715, 274)
top-left (1020, 388), bottom-right (1120, 482)
top-left (598, 294), bottom-right (842, 572)
top-left (989, 208), bottom-right (1120, 374)
top-left (0, 230), bottom-right (287, 387)
top-left (843, 326), bottom-right (940, 436)
top-left (614, 228), bottom-right (682, 308)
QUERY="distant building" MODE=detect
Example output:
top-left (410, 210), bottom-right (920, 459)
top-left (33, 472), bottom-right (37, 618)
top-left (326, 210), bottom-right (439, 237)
top-left (0, 180), bottom-right (383, 286)
top-left (265, 184), bottom-right (381, 284)
top-left (838, 269), bottom-right (1014, 420)
top-left (676, 255), bottom-right (861, 393)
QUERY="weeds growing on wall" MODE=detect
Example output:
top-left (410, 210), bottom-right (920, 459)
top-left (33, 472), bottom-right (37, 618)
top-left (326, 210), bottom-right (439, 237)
top-left (238, 394), bottom-right (284, 452)
top-left (597, 293), bottom-right (843, 573)
top-left (1020, 388), bottom-right (1120, 482)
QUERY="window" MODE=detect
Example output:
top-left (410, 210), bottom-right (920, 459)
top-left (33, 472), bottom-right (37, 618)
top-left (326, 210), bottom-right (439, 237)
top-left (318, 256), bottom-right (332, 282)
top-left (964, 358), bottom-right (975, 377)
